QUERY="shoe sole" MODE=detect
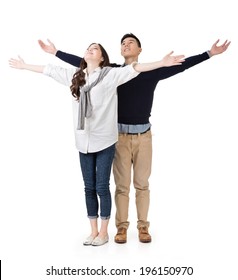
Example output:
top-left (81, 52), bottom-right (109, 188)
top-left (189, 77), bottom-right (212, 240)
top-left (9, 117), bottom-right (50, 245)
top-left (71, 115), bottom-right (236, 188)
top-left (91, 241), bottom-right (108, 246)
top-left (114, 240), bottom-right (127, 244)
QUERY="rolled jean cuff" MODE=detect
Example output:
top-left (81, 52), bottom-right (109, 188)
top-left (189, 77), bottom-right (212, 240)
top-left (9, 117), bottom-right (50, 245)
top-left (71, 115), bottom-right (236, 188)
top-left (88, 215), bottom-right (99, 219)
top-left (101, 215), bottom-right (110, 220)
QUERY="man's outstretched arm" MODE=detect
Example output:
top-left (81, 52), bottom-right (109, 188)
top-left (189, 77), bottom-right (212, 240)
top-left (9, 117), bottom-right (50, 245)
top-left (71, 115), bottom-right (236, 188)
top-left (38, 39), bottom-right (120, 68)
top-left (38, 39), bottom-right (82, 67)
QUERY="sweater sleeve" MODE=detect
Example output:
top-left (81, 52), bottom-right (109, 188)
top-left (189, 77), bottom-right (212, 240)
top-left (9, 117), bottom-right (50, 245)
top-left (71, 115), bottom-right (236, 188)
top-left (56, 50), bottom-right (122, 68)
top-left (56, 51), bottom-right (82, 67)
top-left (151, 51), bottom-right (210, 80)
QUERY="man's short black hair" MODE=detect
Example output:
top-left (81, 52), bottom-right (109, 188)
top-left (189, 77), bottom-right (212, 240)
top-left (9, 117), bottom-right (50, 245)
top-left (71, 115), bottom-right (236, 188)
top-left (120, 33), bottom-right (141, 48)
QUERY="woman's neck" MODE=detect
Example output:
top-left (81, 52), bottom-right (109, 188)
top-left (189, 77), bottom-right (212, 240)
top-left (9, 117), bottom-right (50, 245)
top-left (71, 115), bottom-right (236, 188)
top-left (86, 62), bottom-right (100, 75)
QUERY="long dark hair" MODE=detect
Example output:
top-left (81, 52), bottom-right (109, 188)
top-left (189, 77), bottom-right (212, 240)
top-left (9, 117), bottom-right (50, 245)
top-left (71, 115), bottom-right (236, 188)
top-left (70, 43), bottom-right (110, 100)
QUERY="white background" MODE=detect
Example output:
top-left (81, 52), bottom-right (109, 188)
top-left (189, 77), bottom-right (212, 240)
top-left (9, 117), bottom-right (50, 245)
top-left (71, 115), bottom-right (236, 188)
top-left (0, 0), bottom-right (237, 279)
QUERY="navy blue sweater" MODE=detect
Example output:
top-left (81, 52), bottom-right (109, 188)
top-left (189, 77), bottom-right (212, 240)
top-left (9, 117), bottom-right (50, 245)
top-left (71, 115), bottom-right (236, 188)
top-left (56, 50), bottom-right (209, 124)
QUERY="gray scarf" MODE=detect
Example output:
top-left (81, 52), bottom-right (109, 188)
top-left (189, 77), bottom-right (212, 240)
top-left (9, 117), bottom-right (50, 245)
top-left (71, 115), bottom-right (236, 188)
top-left (77, 66), bottom-right (112, 130)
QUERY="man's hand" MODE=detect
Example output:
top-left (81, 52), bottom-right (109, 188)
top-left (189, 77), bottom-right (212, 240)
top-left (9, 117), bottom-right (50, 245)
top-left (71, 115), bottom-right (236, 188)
top-left (38, 38), bottom-right (58, 55)
top-left (210, 39), bottom-right (231, 56)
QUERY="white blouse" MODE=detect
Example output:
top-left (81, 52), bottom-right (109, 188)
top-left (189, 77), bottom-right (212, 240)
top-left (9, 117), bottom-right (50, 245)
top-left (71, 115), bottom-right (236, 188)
top-left (43, 64), bottom-right (139, 153)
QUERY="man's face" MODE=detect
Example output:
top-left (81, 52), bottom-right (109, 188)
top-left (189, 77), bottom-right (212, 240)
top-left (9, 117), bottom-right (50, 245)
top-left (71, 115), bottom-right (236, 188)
top-left (120, 37), bottom-right (142, 58)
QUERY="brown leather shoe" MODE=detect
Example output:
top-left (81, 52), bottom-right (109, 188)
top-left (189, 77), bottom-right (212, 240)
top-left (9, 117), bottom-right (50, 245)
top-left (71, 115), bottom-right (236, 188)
top-left (138, 226), bottom-right (152, 243)
top-left (114, 227), bottom-right (127, 244)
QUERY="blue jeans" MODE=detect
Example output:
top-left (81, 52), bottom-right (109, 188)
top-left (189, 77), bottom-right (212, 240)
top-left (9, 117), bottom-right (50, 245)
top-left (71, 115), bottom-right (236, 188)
top-left (79, 144), bottom-right (115, 220)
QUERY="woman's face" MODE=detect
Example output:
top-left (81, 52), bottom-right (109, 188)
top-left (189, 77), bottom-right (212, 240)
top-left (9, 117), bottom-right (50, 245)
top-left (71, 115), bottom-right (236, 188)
top-left (84, 43), bottom-right (103, 64)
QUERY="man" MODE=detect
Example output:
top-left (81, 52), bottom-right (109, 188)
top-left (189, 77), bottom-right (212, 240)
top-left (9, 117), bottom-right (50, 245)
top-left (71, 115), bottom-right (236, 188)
top-left (38, 34), bottom-right (230, 243)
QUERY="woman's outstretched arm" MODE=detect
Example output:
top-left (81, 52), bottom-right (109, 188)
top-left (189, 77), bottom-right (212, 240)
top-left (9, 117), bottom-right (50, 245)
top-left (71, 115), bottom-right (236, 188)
top-left (9, 55), bottom-right (45, 73)
top-left (133, 51), bottom-right (185, 72)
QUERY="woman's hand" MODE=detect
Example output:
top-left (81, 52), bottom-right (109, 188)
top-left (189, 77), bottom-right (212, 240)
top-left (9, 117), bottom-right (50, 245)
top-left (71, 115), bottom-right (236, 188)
top-left (162, 51), bottom-right (185, 66)
top-left (9, 55), bottom-right (26, 69)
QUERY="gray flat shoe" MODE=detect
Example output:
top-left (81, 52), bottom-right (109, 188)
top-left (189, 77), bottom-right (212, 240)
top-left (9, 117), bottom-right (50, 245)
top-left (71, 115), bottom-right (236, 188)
top-left (92, 235), bottom-right (109, 246)
top-left (83, 235), bottom-right (95, 246)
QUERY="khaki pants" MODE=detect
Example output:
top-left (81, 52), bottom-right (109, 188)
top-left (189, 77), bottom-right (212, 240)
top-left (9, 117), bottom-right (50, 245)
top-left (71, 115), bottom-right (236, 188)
top-left (113, 130), bottom-right (152, 229)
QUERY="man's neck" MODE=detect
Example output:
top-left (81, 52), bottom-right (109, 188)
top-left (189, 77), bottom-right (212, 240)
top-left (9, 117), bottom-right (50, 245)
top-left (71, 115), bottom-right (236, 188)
top-left (124, 56), bottom-right (139, 65)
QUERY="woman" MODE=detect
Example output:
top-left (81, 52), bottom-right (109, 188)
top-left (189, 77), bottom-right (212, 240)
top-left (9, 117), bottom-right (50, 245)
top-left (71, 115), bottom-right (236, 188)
top-left (9, 42), bottom-right (184, 246)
